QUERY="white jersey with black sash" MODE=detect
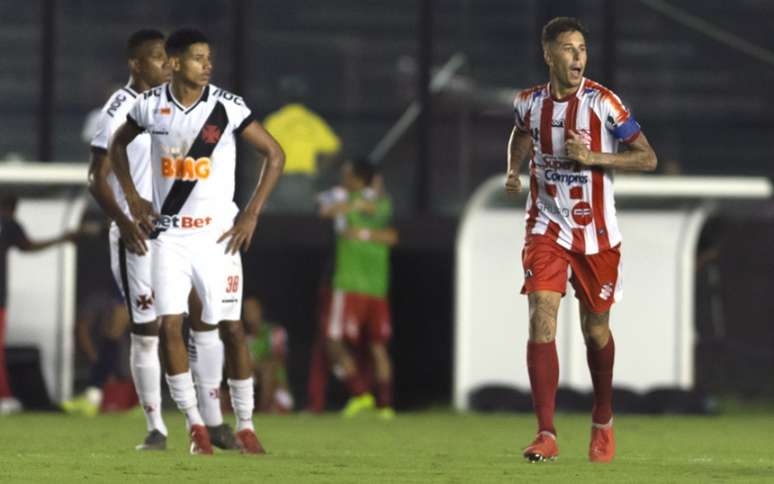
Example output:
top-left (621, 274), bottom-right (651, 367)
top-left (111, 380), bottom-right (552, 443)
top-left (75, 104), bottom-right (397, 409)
top-left (127, 82), bottom-right (254, 238)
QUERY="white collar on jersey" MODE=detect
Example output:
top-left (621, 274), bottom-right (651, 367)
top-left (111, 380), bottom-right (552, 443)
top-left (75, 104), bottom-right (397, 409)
top-left (166, 83), bottom-right (210, 114)
top-left (546, 77), bottom-right (586, 103)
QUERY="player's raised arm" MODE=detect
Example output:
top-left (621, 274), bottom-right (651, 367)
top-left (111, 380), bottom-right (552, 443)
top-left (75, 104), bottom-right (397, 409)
top-left (217, 120), bottom-right (285, 254)
top-left (87, 148), bottom-right (148, 255)
top-left (109, 120), bottom-right (157, 235)
top-left (565, 129), bottom-right (657, 172)
top-left (506, 126), bottom-right (533, 194)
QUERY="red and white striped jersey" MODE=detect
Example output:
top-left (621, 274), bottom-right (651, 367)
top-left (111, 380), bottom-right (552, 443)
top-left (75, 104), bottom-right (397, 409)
top-left (513, 77), bottom-right (641, 255)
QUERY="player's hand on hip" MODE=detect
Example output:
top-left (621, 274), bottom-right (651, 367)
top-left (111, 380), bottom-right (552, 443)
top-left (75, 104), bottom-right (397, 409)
top-left (218, 212), bottom-right (258, 255)
top-left (116, 215), bottom-right (148, 255)
top-left (565, 130), bottom-right (595, 165)
top-left (505, 169), bottom-right (522, 195)
top-left (127, 195), bottom-right (158, 236)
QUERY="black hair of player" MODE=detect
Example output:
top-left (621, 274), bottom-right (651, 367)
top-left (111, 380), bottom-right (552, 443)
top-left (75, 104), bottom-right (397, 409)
top-left (165, 28), bottom-right (209, 57)
top-left (0, 195), bottom-right (19, 214)
top-left (127, 29), bottom-right (165, 59)
top-left (541, 17), bottom-right (588, 44)
top-left (351, 158), bottom-right (377, 186)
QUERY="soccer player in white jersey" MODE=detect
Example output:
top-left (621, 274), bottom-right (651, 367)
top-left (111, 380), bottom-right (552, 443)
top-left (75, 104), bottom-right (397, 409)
top-left (506, 17), bottom-right (657, 463)
top-left (109, 28), bottom-right (285, 455)
top-left (88, 29), bottom-right (241, 452)
top-left (87, 29), bottom-right (171, 450)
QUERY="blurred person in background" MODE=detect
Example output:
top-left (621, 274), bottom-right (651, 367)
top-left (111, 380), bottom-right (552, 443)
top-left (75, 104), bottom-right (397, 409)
top-left (0, 195), bottom-right (86, 415)
top-left (318, 160), bottom-right (398, 419)
top-left (242, 296), bottom-right (293, 413)
top-left (64, 288), bottom-right (132, 417)
top-left (506, 17), bottom-right (657, 463)
top-left (263, 75), bottom-right (341, 211)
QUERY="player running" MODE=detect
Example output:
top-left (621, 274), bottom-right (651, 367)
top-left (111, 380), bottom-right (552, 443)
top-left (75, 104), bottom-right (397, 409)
top-left (109, 28), bottom-right (285, 455)
top-left (506, 17), bottom-right (657, 463)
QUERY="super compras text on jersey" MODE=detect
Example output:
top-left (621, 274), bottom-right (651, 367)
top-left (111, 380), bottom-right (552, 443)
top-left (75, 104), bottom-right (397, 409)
top-left (512, 78), bottom-right (641, 255)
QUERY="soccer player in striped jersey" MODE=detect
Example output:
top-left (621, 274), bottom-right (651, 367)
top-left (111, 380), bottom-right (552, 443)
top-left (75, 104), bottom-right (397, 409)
top-left (506, 17), bottom-right (657, 463)
top-left (109, 28), bottom-right (284, 455)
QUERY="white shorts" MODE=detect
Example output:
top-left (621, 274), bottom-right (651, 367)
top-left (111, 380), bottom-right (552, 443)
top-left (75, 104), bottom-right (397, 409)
top-left (109, 223), bottom-right (157, 324)
top-left (151, 231), bottom-right (243, 324)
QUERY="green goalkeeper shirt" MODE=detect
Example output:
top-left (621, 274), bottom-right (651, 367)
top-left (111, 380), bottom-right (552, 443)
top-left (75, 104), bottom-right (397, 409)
top-left (332, 191), bottom-right (392, 298)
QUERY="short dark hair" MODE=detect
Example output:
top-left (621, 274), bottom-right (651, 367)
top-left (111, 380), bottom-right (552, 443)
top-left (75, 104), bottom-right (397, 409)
top-left (0, 195), bottom-right (18, 213)
top-left (127, 29), bottom-right (164, 59)
top-left (351, 158), bottom-right (377, 186)
top-left (541, 17), bottom-right (588, 44)
top-left (165, 28), bottom-right (209, 57)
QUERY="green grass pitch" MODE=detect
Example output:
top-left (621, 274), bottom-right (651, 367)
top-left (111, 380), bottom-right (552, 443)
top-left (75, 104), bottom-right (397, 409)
top-left (1, 411), bottom-right (773, 483)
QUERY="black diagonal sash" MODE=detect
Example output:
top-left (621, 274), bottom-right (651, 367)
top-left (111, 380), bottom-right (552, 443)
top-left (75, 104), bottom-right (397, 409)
top-left (151, 101), bottom-right (229, 238)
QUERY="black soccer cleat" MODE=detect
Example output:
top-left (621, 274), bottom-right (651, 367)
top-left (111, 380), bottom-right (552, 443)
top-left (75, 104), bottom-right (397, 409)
top-left (135, 429), bottom-right (167, 451)
top-left (207, 423), bottom-right (240, 450)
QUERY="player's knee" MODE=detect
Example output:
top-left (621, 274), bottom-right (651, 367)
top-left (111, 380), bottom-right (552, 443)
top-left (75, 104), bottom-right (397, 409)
top-left (219, 320), bottom-right (245, 348)
top-left (528, 301), bottom-right (558, 342)
top-left (159, 321), bottom-right (184, 345)
top-left (582, 318), bottom-right (610, 348)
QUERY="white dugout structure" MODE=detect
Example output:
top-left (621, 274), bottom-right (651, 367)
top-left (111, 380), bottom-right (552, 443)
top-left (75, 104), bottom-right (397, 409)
top-left (454, 175), bottom-right (773, 410)
top-left (2, 162), bottom-right (89, 403)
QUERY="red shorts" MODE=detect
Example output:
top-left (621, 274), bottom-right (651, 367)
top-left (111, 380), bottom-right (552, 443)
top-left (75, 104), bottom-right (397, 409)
top-left (324, 290), bottom-right (392, 344)
top-left (521, 235), bottom-right (622, 313)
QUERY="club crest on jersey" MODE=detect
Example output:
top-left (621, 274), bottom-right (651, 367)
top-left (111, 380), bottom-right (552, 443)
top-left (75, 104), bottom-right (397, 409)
top-left (161, 156), bottom-right (211, 180)
top-left (135, 293), bottom-right (154, 310)
top-left (571, 201), bottom-right (593, 226)
top-left (201, 124), bottom-right (222, 144)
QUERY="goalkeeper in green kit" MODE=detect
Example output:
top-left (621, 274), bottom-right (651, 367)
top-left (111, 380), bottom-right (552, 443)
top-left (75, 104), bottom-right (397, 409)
top-left (318, 159), bottom-right (398, 418)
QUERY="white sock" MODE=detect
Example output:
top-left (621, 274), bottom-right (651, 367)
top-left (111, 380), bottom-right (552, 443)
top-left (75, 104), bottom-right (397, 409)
top-left (130, 334), bottom-right (167, 436)
top-left (228, 377), bottom-right (255, 431)
top-left (166, 371), bottom-right (204, 429)
top-left (189, 330), bottom-right (224, 427)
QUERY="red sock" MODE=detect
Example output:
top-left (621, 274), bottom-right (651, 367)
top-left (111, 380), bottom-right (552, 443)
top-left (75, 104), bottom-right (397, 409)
top-left (587, 334), bottom-right (615, 425)
top-left (345, 373), bottom-right (367, 397)
top-left (305, 338), bottom-right (329, 412)
top-left (0, 310), bottom-right (12, 398)
top-left (376, 381), bottom-right (393, 408)
top-left (527, 340), bottom-right (559, 436)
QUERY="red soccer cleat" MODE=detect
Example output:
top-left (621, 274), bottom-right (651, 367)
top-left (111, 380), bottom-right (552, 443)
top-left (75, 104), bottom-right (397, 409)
top-left (189, 424), bottom-right (214, 455)
top-left (522, 431), bottom-right (559, 462)
top-left (236, 429), bottom-right (267, 455)
top-left (589, 422), bottom-right (615, 463)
